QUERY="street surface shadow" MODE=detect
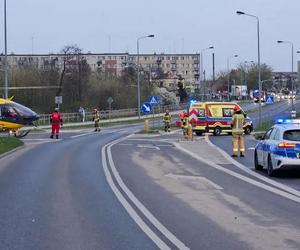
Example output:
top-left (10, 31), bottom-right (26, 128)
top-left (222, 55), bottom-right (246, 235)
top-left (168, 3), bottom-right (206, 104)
top-left (260, 168), bottom-right (300, 179)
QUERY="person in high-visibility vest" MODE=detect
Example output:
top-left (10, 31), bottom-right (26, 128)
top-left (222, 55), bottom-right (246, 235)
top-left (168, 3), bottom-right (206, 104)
top-left (179, 111), bottom-right (187, 129)
top-left (232, 105), bottom-right (245, 157)
top-left (92, 109), bottom-right (101, 132)
top-left (163, 110), bottom-right (171, 132)
top-left (183, 113), bottom-right (189, 136)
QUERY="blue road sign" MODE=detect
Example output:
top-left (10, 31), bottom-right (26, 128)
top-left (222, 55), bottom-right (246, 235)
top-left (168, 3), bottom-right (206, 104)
top-left (266, 96), bottom-right (274, 104)
top-left (141, 102), bottom-right (152, 113)
top-left (149, 96), bottom-right (159, 104)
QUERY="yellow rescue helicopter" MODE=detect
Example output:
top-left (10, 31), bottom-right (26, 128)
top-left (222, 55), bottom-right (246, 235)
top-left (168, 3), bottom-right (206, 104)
top-left (0, 97), bottom-right (39, 137)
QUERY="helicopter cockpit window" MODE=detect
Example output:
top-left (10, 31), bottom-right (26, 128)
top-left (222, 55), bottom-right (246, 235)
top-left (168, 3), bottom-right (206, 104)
top-left (11, 102), bottom-right (35, 116)
top-left (1, 105), bottom-right (18, 118)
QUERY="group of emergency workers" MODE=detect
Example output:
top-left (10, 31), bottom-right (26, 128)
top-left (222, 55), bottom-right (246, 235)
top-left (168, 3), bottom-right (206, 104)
top-left (50, 107), bottom-right (101, 139)
top-left (175, 105), bottom-right (245, 157)
top-left (50, 104), bottom-right (246, 158)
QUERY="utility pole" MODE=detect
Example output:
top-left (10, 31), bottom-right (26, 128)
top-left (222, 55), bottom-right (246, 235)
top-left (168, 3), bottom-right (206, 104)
top-left (3, 0), bottom-right (8, 99)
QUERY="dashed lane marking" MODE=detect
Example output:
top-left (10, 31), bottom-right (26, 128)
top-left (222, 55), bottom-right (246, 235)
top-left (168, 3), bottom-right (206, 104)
top-left (118, 143), bottom-right (134, 146)
top-left (70, 132), bottom-right (94, 138)
top-left (137, 144), bottom-right (160, 150)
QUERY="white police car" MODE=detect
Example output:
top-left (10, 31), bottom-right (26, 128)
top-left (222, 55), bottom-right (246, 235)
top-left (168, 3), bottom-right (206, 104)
top-left (255, 119), bottom-right (300, 176)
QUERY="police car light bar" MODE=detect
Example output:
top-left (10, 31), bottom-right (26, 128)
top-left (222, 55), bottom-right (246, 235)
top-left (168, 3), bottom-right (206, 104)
top-left (276, 119), bottom-right (300, 124)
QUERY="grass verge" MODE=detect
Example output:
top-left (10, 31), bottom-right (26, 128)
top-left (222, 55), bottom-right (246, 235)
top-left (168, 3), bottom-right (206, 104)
top-left (0, 137), bottom-right (24, 155)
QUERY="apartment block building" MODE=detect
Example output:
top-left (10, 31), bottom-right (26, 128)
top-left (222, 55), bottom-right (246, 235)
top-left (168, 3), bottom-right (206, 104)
top-left (0, 52), bottom-right (200, 89)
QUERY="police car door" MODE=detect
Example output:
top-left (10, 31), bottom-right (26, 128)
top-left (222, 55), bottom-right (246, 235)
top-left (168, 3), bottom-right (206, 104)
top-left (257, 128), bottom-right (273, 167)
top-left (263, 128), bottom-right (277, 166)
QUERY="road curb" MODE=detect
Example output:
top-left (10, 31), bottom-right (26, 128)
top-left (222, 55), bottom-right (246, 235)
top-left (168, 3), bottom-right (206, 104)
top-left (0, 145), bottom-right (26, 160)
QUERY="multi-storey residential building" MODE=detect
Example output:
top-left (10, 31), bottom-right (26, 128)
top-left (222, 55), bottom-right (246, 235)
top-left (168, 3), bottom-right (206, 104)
top-left (128, 53), bottom-right (200, 89)
top-left (0, 52), bottom-right (200, 89)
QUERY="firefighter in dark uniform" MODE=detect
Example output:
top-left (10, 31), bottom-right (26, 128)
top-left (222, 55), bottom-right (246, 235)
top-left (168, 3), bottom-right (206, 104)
top-left (93, 109), bottom-right (101, 132)
top-left (232, 105), bottom-right (245, 157)
top-left (163, 110), bottom-right (171, 132)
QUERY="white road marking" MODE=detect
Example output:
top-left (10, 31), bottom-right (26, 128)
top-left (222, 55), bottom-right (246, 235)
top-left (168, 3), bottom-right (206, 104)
top-left (137, 144), bottom-right (160, 150)
top-left (22, 138), bottom-right (51, 141)
top-left (22, 139), bottom-right (62, 144)
top-left (174, 142), bottom-right (300, 203)
top-left (127, 138), bottom-right (172, 142)
top-left (118, 143), bottom-right (134, 146)
top-left (166, 173), bottom-right (223, 190)
top-left (205, 135), bottom-right (300, 198)
top-left (71, 132), bottom-right (94, 138)
top-left (248, 147), bottom-right (255, 150)
top-left (102, 137), bottom-right (189, 250)
top-left (101, 147), bottom-right (171, 249)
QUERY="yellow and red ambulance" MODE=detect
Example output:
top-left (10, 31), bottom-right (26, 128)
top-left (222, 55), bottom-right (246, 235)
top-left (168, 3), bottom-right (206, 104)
top-left (189, 102), bottom-right (253, 136)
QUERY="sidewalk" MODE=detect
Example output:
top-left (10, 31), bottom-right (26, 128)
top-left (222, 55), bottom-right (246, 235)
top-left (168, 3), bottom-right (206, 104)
top-left (37, 110), bottom-right (180, 130)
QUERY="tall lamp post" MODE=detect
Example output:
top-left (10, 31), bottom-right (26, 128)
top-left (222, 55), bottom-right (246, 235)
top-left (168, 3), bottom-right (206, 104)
top-left (200, 46), bottom-right (214, 100)
top-left (227, 54), bottom-right (238, 101)
top-left (3, 0), bottom-right (8, 99)
top-left (237, 11), bottom-right (261, 126)
top-left (137, 34), bottom-right (154, 119)
top-left (277, 40), bottom-right (294, 111)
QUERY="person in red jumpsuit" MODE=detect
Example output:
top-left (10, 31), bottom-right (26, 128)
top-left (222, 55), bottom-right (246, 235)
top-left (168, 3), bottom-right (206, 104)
top-left (50, 108), bottom-right (63, 139)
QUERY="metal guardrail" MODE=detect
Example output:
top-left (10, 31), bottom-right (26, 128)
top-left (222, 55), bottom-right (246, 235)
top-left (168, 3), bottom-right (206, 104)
top-left (36, 104), bottom-right (187, 126)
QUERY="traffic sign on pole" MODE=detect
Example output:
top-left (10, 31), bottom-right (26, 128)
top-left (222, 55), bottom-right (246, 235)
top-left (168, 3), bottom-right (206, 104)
top-left (265, 96), bottom-right (274, 104)
top-left (149, 96), bottom-right (159, 104)
top-left (141, 102), bottom-right (152, 113)
top-left (55, 96), bottom-right (62, 104)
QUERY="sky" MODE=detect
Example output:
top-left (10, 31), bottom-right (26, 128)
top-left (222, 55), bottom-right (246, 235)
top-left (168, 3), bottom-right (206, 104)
top-left (0, 0), bottom-right (299, 77)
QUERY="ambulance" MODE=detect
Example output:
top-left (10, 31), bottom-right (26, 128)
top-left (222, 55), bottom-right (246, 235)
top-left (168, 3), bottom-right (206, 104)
top-left (189, 102), bottom-right (253, 136)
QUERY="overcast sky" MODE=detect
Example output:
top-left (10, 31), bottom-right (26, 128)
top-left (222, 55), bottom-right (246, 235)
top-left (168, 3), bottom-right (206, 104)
top-left (0, 0), bottom-right (299, 77)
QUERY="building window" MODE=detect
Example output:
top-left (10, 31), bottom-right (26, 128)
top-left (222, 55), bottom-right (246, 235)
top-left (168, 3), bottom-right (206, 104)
top-left (181, 56), bottom-right (185, 60)
top-left (167, 56), bottom-right (170, 60)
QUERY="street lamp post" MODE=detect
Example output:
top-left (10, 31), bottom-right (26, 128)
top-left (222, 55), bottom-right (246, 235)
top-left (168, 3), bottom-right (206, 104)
top-left (200, 46), bottom-right (214, 100)
top-left (227, 54), bottom-right (238, 101)
top-left (3, 0), bottom-right (8, 99)
top-left (277, 40), bottom-right (294, 111)
top-left (237, 11), bottom-right (261, 126)
top-left (137, 34), bottom-right (154, 119)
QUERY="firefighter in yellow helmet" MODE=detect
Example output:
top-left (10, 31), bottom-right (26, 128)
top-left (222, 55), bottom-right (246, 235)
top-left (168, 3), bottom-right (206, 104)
top-left (183, 112), bottom-right (189, 136)
top-left (232, 105), bottom-right (245, 157)
top-left (92, 108), bottom-right (101, 132)
top-left (163, 110), bottom-right (171, 132)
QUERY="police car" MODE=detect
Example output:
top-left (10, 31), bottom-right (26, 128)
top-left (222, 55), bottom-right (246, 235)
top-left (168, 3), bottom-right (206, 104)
top-left (255, 119), bottom-right (300, 176)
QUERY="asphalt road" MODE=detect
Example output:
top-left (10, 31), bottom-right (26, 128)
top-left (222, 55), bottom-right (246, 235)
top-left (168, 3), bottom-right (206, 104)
top-left (0, 125), bottom-right (160, 250)
top-left (1, 102), bottom-right (300, 249)
top-left (108, 132), bottom-right (300, 249)
top-left (209, 99), bottom-right (300, 190)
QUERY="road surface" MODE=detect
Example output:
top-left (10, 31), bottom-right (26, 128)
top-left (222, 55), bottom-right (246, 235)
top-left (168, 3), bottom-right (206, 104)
top-left (0, 102), bottom-right (300, 249)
